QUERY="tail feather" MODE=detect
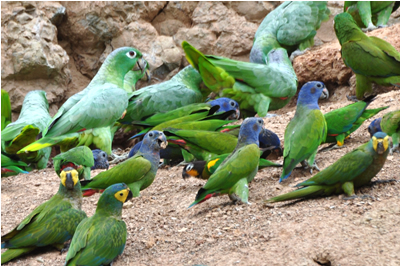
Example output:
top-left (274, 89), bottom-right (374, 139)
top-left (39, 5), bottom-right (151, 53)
top-left (258, 158), bottom-right (282, 169)
top-left (17, 133), bottom-right (79, 154)
top-left (82, 189), bottom-right (98, 197)
top-left (1, 247), bottom-right (36, 264)
top-left (266, 185), bottom-right (324, 203)
top-left (4, 125), bottom-right (40, 154)
top-left (188, 188), bottom-right (219, 208)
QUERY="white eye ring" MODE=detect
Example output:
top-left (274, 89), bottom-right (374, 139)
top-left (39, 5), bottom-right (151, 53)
top-left (126, 51), bottom-right (137, 58)
top-left (186, 164), bottom-right (193, 171)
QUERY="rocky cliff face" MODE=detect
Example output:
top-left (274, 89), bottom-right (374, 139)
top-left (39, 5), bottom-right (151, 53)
top-left (1, 1), bottom-right (399, 118)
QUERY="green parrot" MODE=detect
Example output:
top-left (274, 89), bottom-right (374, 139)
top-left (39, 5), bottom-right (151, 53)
top-left (183, 41), bottom-right (298, 117)
top-left (368, 110), bottom-right (400, 154)
top-left (182, 154), bottom-right (282, 180)
top-left (81, 130), bottom-right (167, 197)
top-left (1, 89), bottom-right (12, 131)
top-left (266, 132), bottom-right (390, 203)
top-left (65, 183), bottom-right (132, 266)
top-left (280, 81), bottom-right (329, 183)
top-left (344, 1), bottom-right (400, 31)
top-left (250, 1), bottom-right (330, 63)
top-left (1, 90), bottom-right (52, 169)
top-left (189, 117), bottom-right (265, 207)
top-left (324, 95), bottom-right (389, 148)
top-left (53, 146), bottom-right (95, 180)
top-left (17, 47), bottom-right (148, 156)
top-left (1, 154), bottom-right (29, 177)
top-left (1, 167), bottom-right (87, 264)
top-left (334, 12), bottom-right (400, 100)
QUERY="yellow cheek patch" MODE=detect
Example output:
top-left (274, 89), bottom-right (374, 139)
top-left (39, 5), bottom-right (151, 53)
top-left (114, 189), bottom-right (130, 203)
top-left (372, 136), bottom-right (378, 151)
top-left (60, 169), bottom-right (79, 187)
top-left (383, 136), bottom-right (389, 151)
top-left (207, 159), bottom-right (220, 171)
top-left (186, 169), bottom-right (199, 178)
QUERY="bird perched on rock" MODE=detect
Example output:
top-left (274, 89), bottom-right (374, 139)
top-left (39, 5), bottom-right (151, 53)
top-left (18, 47), bottom-right (148, 157)
top-left (334, 12), bottom-right (400, 100)
top-left (1, 167), bottom-right (86, 264)
top-left (266, 132), bottom-right (390, 203)
top-left (368, 109), bottom-right (400, 154)
top-left (280, 81), bottom-right (329, 183)
top-left (65, 183), bottom-right (132, 266)
top-left (81, 131), bottom-right (167, 197)
top-left (189, 117), bottom-right (265, 207)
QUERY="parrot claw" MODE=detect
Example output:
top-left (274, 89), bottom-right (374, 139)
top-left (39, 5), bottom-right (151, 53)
top-left (389, 145), bottom-right (399, 155)
top-left (346, 95), bottom-right (359, 102)
top-left (109, 152), bottom-right (129, 165)
top-left (289, 48), bottom-right (309, 62)
top-left (265, 113), bottom-right (279, 118)
top-left (370, 179), bottom-right (397, 187)
top-left (343, 194), bottom-right (375, 201)
top-left (319, 144), bottom-right (346, 152)
top-left (59, 242), bottom-right (71, 254)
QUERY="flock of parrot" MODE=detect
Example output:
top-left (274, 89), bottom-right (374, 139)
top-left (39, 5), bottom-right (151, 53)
top-left (1, 1), bottom-right (400, 265)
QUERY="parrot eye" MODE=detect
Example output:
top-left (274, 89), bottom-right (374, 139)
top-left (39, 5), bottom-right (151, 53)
top-left (149, 132), bottom-right (154, 138)
top-left (230, 101), bottom-right (235, 107)
top-left (126, 51), bottom-right (137, 58)
top-left (186, 164), bottom-right (193, 171)
top-left (120, 193), bottom-right (123, 196)
top-left (316, 83), bottom-right (322, 88)
top-left (257, 119), bottom-right (263, 124)
top-left (102, 152), bottom-right (106, 158)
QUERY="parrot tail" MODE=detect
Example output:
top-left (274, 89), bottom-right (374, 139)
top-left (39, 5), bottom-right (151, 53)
top-left (279, 171), bottom-right (292, 183)
top-left (265, 185), bottom-right (324, 203)
top-left (1, 247), bottom-right (37, 264)
top-left (258, 159), bottom-right (282, 169)
top-left (188, 188), bottom-right (220, 208)
top-left (82, 189), bottom-right (98, 197)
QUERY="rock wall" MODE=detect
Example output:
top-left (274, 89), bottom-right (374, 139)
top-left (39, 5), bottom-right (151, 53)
top-left (1, 1), bottom-right (399, 118)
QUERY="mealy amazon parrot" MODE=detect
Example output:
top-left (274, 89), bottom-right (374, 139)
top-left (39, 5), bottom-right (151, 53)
top-left (81, 130), bottom-right (167, 197)
top-left (91, 149), bottom-right (110, 170)
top-left (53, 146), bottom-right (95, 181)
top-left (183, 41), bottom-right (298, 117)
top-left (1, 167), bottom-right (87, 264)
top-left (368, 109), bottom-right (400, 154)
top-left (344, 1), bottom-right (400, 31)
top-left (182, 153), bottom-right (282, 180)
top-left (1, 154), bottom-right (29, 178)
top-left (1, 90), bottom-right (52, 169)
top-left (266, 132), bottom-right (390, 203)
top-left (188, 117), bottom-right (265, 207)
top-left (323, 95), bottom-right (389, 148)
top-left (280, 81), bottom-right (329, 183)
top-left (1, 89), bottom-right (12, 131)
top-left (17, 47), bottom-right (148, 157)
top-left (334, 12), bottom-right (400, 100)
top-left (65, 183), bottom-right (132, 266)
top-left (250, 1), bottom-right (331, 63)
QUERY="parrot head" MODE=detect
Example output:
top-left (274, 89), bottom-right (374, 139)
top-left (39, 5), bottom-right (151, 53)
top-left (141, 130), bottom-right (168, 152)
top-left (368, 117), bottom-right (383, 137)
top-left (105, 47), bottom-right (146, 77)
top-left (371, 132), bottom-right (389, 155)
top-left (297, 81), bottom-right (329, 107)
top-left (182, 161), bottom-right (207, 179)
top-left (238, 117), bottom-right (265, 146)
top-left (60, 167), bottom-right (79, 190)
top-left (334, 13), bottom-right (359, 45)
top-left (91, 149), bottom-right (109, 170)
top-left (96, 183), bottom-right (133, 215)
top-left (208, 97), bottom-right (240, 120)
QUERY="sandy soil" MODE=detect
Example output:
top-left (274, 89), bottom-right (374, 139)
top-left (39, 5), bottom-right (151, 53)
top-left (2, 89), bottom-right (400, 266)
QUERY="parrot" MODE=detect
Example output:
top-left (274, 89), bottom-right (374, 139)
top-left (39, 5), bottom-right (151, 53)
top-left (1, 154), bottom-right (29, 177)
top-left (1, 167), bottom-right (87, 264)
top-left (280, 81), bottom-right (329, 183)
top-left (81, 130), bottom-right (167, 197)
top-left (129, 140), bottom-right (184, 166)
top-left (65, 183), bottom-right (132, 266)
top-left (183, 41), bottom-right (298, 117)
top-left (53, 146), bottom-right (95, 181)
top-left (188, 117), bottom-right (265, 207)
top-left (344, 1), bottom-right (400, 31)
top-left (17, 47), bottom-right (148, 156)
top-left (91, 149), bottom-right (110, 170)
top-left (323, 95), bottom-right (389, 148)
top-left (266, 132), bottom-right (390, 203)
top-left (1, 90), bottom-right (52, 169)
top-left (334, 12), bottom-right (400, 100)
top-left (1, 89), bottom-right (12, 131)
top-left (368, 110), bottom-right (400, 154)
top-left (250, 1), bottom-right (331, 63)
top-left (182, 154), bottom-right (282, 180)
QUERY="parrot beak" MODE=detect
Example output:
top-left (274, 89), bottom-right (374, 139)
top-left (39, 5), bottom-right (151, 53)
top-left (233, 109), bottom-right (241, 120)
top-left (125, 190), bottom-right (133, 202)
top-left (65, 172), bottom-right (75, 190)
top-left (320, 88), bottom-right (329, 100)
top-left (136, 57), bottom-right (150, 82)
top-left (376, 141), bottom-right (385, 154)
top-left (158, 133), bottom-right (168, 149)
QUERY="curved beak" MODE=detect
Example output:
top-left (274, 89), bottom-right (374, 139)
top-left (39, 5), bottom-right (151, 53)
top-left (158, 133), bottom-right (168, 149)
top-left (65, 172), bottom-right (75, 190)
top-left (125, 190), bottom-right (133, 202)
top-left (320, 88), bottom-right (329, 100)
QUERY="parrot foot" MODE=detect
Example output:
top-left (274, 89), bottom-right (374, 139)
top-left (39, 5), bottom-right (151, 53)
top-left (370, 179), bottom-right (397, 187)
top-left (59, 242), bottom-right (71, 254)
top-left (377, 25), bottom-right (387, 29)
top-left (361, 23), bottom-right (377, 32)
top-left (319, 144), bottom-right (346, 152)
top-left (109, 152), bottom-right (129, 165)
top-left (343, 194), bottom-right (375, 201)
top-left (289, 48), bottom-right (309, 62)
top-left (346, 95), bottom-right (359, 102)
top-left (265, 113), bottom-right (279, 118)
top-left (300, 160), bottom-right (320, 174)
top-left (389, 145), bottom-right (399, 155)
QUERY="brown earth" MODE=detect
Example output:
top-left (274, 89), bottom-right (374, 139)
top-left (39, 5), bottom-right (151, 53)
top-left (2, 89), bottom-right (400, 266)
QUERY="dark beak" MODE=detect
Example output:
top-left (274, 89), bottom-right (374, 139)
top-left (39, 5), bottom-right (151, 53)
top-left (125, 190), bottom-right (133, 202)
top-left (182, 167), bottom-right (190, 180)
top-left (376, 141), bottom-right (385, 154)
top-left (65, 172), bottom-right (75, 190)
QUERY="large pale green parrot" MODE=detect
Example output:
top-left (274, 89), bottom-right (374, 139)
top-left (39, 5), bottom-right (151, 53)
top-left (53, 146), bottom-right (95, 181)
top-left (65, 183), bottom-right (132, 266)
top-left (280, 81), bottom-right (329, 183)
top-left (188, 118), bottom-right (265, 207)
top-left (17, 47), bottom-right (148, 156)
top-left (267, 132), bottom-right (390, 203)
top-left (1, 168), bottom-right (87, 264)
top-left (344, 1), bottom-right (400, 31)
top-left (250, 1), bottom-right (330, 63)
top-left (1, 90), bottom-right (52, 169)
top-left (183, 41), bottom-right (298, 117)
top-left (334, 12), bottom-right (400, 100)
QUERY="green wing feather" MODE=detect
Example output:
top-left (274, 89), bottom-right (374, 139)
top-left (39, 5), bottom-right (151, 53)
top-left (1, 89), bottom-right (12, 131)
top-left (53, 146), bottom-right (95, 176)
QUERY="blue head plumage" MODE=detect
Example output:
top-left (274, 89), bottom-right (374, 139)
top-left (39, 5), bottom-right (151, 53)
top-left (297, 81), bottom-right (329, 109)
top-left (208, 97), bottom-right (240, 119)
top-left (238, 117), bottom-right (265, 146)
top-left (139, 130), bottom-right (167, 154)
top-left (368, 117), bottom-right (382, 137)
top-left (91, 149), bottom-right (109, 170)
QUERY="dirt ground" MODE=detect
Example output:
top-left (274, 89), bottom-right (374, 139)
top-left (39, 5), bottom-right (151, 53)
top-left (1, 88), bottom-right (400, 266)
